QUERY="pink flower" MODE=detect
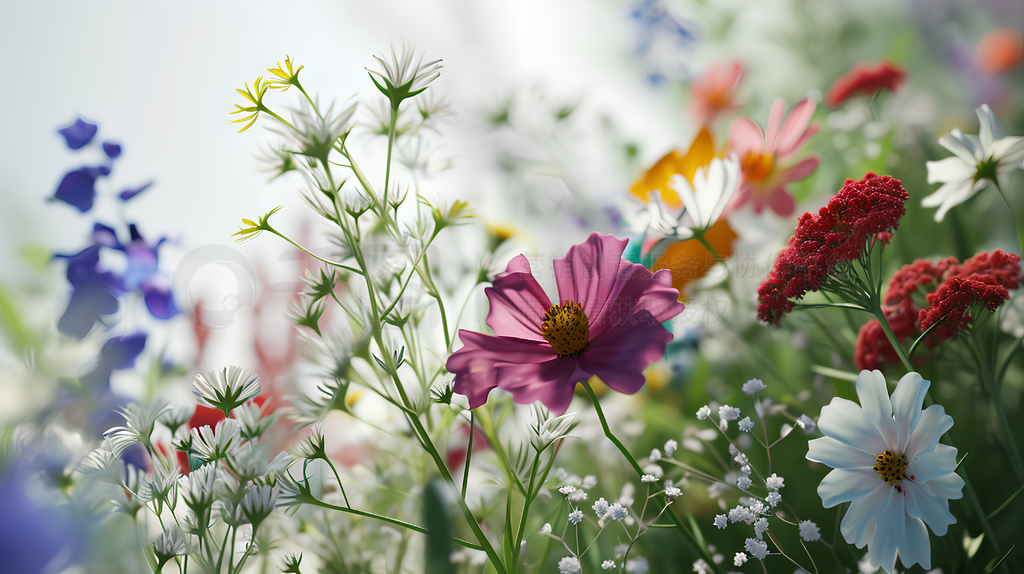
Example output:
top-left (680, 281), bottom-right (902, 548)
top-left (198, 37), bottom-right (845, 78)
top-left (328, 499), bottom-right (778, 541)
top-left (728, 98), bottom-right (820, 216)
top-left (690, 62), bottom-right (744, 124)
top-left (446, 233), bottom-right (685, 414)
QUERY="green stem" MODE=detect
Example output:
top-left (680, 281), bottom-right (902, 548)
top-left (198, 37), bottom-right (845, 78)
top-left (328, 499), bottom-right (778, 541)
top-left (871, 307), bottom-right (914, 373)
top-left (580, 381), bottom-right (720, 573)
top-left (693, 230), bottom-right (725, 264)
top-left (993, 180), bottom-right (1024, 258)
top-left (383, 106), bottom-right (398, 209)
top-left (462, 412), bottom-right (474, 499)
top-left (266, 228), bottom-right (362, 274)
top-left (968, 332), bottom-right (1024, 482)
top-left (310, 498), bottom-right (484, 551)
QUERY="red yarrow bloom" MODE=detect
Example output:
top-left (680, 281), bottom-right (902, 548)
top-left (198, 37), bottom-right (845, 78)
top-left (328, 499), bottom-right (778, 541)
top-left (919, 275), bottom-right (1011, 336)
top-left (825, 60), bottom-right (907, 107)
top-left (446, 233), bottom-right (685, 415)
top-left (757, 173), bottom-right (909, 324)
top-left (854, 251), bottom-right (1021, 370)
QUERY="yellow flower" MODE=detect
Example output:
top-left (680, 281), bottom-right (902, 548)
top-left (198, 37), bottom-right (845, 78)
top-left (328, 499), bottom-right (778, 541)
top-left (652, 219), bottom-right (737, 302)
top-left (630, 126), bottom-right (716, 207)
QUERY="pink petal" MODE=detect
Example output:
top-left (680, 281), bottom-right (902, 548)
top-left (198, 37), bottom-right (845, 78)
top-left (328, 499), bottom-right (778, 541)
top-left (775, 98), bottom-right (816, 156)
top-left (485, 254), bottom-right (552, 341)
top-left (552, 233), bottom-right (631, 325)
top-left (778, 124), bottom-right (819, 159)
top-left (767, 187), bottom-right (796, 216)
top-left (447, 330), bottom-right (557, 409)
top-left (764, 99), bottom-right (786, 151)
top-left (776, 157), bottom-right (819, 185)
top-left (728, 117), bottom-right (765, 157)
top-left (578, 310), bottom-right (674, 395)
top-left (587, 265), bottom-right (684, 337)
top-left (495, 357), bottom-right (590, 415)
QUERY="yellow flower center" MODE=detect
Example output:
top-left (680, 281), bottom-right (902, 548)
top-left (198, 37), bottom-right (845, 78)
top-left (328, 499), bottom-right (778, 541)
top-left (742, 151), bottom-right (775, 182)
top-left (541, 301), bottom-right (590, 357)
top-left (872, 449), bottom-right (909, 489)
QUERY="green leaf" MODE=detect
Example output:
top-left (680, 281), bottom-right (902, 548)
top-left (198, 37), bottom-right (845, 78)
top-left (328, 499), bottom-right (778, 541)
top-left (424, 481), bottom-right (453, 574)
top-left (144, 544), bottom-right (160, 573)
top-left (985, 545), bottom-right (1015, 573)
top-left (987, 481), bottom-right (1024, 519)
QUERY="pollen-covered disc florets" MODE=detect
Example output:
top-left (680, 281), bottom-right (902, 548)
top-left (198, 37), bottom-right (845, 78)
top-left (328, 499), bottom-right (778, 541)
top-left (542, 301), bottom-right (590, 357)
top-left (872, 449), bottom-right (908, 486)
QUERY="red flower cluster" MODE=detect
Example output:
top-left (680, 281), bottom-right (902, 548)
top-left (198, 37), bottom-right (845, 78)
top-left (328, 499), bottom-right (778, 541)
top-left (826, 60), bottom-right (907, 107)
top-left (757, 173), bottom-right (909, 324)
top-left (855, 250), bottom-right (1021, 370)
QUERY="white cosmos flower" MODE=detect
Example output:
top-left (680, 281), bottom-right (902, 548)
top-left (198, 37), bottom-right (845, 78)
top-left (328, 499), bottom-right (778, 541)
top-left (806, 370), bottom-right (964, 573)
top-left (923, 104), bottom-right (1024, 221)
top-left (668, 154), bottom-right (740, 233)
top-left (643, 155), bottom-right (740, 263)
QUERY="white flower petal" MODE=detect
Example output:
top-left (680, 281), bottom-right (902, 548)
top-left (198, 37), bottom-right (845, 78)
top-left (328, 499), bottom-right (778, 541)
top-left (905, 481), bottom-right (956, 536)
top-left (921, 179), bottom-right (968, 208)
top-left (819, 467), bottom-right (880, 508)
top-left (670, 175), bottom-right (702, 229)
top-left (904, 405), bottom-right (953, 460)
top-left (907, 444), bottom-right (957, 484)
top-left (921, 472), bottom-right (965, 501)
top-left (899, 513), bottom-right (932, 571)
top-left (856, 371), bottom-right (898, 449)
top-left (976, 104), bottom-right (1006, 149)
top-left (806, 436), bottom-right (877, 468)
top-left (889, 372), bottom-right (929, 453)
top-left (867, 486), bottom-right (904, 574)
top-left (840, 482), bottom-right (890, 547)
top-left (989, 135), bottom-right (1024, 165)
top-left (925, 157), bottom-right (974, 184)
top-left (939, 129), bottom-right (984, 163)
top-left (818, 398), bottom-right (887, 455)
top-left (933, 180), bottom-right (982, 222)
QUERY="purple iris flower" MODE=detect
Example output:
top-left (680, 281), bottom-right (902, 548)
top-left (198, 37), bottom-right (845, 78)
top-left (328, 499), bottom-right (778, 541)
top-left (0, 463), bottom-right (82, 573)
top-left (102, 141), bottom-right (122, 158)
top-left (54, 166), bottom-right (109, 213)
top-left (54, 245), bottom-right (121, 339)
top-left (91, 223), bottom-right (178, 320)
top-left (79, 333), bottom-right (147, 389)
top-left (118, 181), bottom-right (153, 201)
top-left (57, 118), bottom-right (97, 150)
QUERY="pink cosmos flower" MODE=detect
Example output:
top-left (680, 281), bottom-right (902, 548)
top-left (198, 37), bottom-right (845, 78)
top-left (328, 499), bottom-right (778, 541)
top-left (690, 62), bottom-right (744, 124)
top-left (446, 233), bottom-right (685, 415)
top-left (728, 98), bottom-right (820, 216)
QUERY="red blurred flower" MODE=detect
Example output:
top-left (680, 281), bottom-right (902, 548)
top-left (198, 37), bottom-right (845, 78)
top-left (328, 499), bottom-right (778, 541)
top-left (757, 173), bottom-right (909, 324)
top-left (825, 60), bottom-right (907, 107)
top-left (855, 319), bottom-right (903, 371)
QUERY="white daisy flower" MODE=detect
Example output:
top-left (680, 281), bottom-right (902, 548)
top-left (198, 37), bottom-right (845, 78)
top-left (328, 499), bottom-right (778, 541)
top-left (806, 370), bottom-right (964, 573)
top-left (192, 366), bottom-right (261, 416)
top-left (923, 104), bottom-right (1024, 221)
top-left (240, 482), bottom-right (280, 529)
top-left (103, 399), bottom-right (170, 456)
top-left (190, 419), bottom-right (242, 462)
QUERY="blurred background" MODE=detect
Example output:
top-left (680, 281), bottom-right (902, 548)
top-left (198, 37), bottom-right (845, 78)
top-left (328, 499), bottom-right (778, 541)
top-left (2, 0), bottom-right (1024, 572)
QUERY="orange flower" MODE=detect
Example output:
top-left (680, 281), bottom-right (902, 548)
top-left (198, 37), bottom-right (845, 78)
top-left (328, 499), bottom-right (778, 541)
top-left (630, 127), bottom-right (715, 207)
top-left (652, 218), bottom-right (737, 302)
top-left (975, 29), bottom-right (1023, 74)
